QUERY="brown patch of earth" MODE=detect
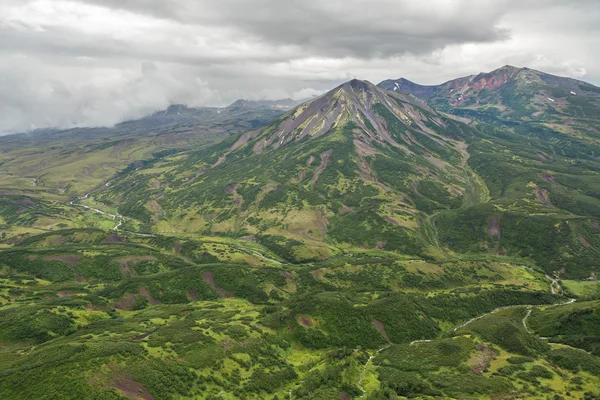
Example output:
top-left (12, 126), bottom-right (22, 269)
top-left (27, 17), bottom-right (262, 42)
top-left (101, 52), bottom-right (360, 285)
top-left (174, 241), bottom-right (182, 255)
top-left (468, 343), bottom-right (495, 374)
top-left (373, 320), bottom-right (392, 344)
top-left (491, 394), bottom-right (522, 400)
top-left (487, 217), bottom-right (502, 238)
top-left (281, 271), bottom-right (294, 281)
top-left (113, 293), bottom-right (138, 310)
top-left (591, 221), bottom-right (600, 230)
top-left (578, 234), bottom-right (592, 248)
top-left (211, 155), bottom-right (226, 168)
top-left (541, 173), bottom-right (555, 185)
top-left (52, 236), bottom-right (68, 246)
top-left (120, 264), bottom-right (135, 278)
top-left (340, 392), bottom-right (352, 400)
top-left (115, 256), bottom-right (157, 272)
top-left (139, 287), bottom-right (160, 305)
top-left (299, 316), bottom-right (314, 327)
top-left (311, 150), bottom-right (333, 185)
top-left (291, 169), bottom-right (306, 184)
top-left (112, 375), bottom-right (154, 400)
top-left (386, 216), bottom-right (400, 226)
top-left (43, 254), bottom-right (81, 265)
top-left (104, 234), bottom-right (125, 243)
top-left (375, 241), bottom-right (386, 249)
top-left (202, 271), bottom-right (232, 298)
top-left (57, 291), bottom-right (75, 297)
top-left (340, 205), bottom-right (354, 214)
top-left (13, 198), bottom-right (35, 207)
top-left (186, 288), bottom-right (200, 301)
top-left (535, 186), bottom-right (550, 207)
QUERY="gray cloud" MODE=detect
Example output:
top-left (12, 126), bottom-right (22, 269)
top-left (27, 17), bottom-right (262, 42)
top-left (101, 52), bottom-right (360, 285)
top-left (76, 0), bottom-right (512, 57)
top-left (0, 0), bottom-right (598, 134)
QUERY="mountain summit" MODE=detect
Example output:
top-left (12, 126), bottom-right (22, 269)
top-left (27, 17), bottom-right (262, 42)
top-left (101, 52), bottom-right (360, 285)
top-left (98, 78), bottom-right (483, 260)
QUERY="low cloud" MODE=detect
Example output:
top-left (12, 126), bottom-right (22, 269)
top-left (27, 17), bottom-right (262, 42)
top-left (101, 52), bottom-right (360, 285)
top-left (0, 0), bottom-right (598, 134)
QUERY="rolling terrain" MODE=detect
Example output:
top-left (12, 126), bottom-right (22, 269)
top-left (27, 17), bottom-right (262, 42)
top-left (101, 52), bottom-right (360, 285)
top-left (0, 68), bottom-right (599, 399)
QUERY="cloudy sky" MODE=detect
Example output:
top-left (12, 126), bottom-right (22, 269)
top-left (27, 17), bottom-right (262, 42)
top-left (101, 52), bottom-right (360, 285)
top-left (0, 0), bottom-right (598, 134)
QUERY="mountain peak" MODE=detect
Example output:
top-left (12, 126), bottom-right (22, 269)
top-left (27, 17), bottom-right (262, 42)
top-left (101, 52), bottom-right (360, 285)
top-left (341, 79), bottom-right (374, 92)
top-left (228, 76), bottom-right (441, 156)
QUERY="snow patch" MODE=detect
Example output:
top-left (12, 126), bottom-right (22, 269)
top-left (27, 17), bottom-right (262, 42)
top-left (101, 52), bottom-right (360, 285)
top-left (547, 97), bottom-right (555, 102)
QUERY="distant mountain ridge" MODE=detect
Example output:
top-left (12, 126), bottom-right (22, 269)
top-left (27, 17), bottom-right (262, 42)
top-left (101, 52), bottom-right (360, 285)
top-left (227, 98), bottom-right (305, 110)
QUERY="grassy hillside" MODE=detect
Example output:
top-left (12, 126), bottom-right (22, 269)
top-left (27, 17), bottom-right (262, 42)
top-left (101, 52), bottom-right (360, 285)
top-left (0, 71), bottom-right (599, 399)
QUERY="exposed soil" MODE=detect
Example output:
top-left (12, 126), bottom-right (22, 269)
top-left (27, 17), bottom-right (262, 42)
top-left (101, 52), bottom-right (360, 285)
top-left (262, 185), bottom-right (278, 194)
top-left (174, 241), bottom-right (182, 255)
top-left (487, 217), bottom-right (502, 238)
top-left (340, 392), bottom-right (352, 400)
top-left (290, 169), bottom-right (306, 184)
top-left (535, 186), bottom-right (550, 207)
top-left (491, 394), bottom-right (522, 400)
top-left (57, 291), bottom-right (75, 298)
top-left (139, 287), bottom-right (161, 305)
top-left (578, 233), bottom-right (592, 248)
top-left (202, 271), bottom-right (232, 298)
top-left (340, 205), bottom-right (354, 214)
top-left (211, 155), bottom-right (227, 168)
top-left (541, 174), bottom-right (555, 185)
top-left (104, 234), bottom-right (125, 243)
top-left (468, 343), bottom-right (495, 374)
top-left (311, 150), bottom-right (333, 185)
top-left (373, 320), bottom-right (392, 344)
top-left (120, 264), bottom-right (135, 278)
top-left (375, 241), bottom-right (386, 249)
top-left (299, 316), bottom-right (314, 327)
top-left (115, 256), bottom-right (157, 268)
top-left (186, 288), bottom-right (200, 301)
top-left (591, 221), bottom-right (600, 230)
top-left (113, 293), bottom-right (138, 310)
top-left (13, 198), bottom-right (36, 207)
top-left (43, 254), bottom-right (81, 265)
top-left (225, 184), bottom-right (244, 207)
top-left (280, 271), bottom-right (294, 281)
top-left (112, 375), bottom-right (154, 400)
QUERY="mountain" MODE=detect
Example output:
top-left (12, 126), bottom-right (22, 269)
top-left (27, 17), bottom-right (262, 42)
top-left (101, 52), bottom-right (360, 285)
top-left (1, 70), bottom-right (600, 400)
top-left (227, 98), bottom-right (304, 110)
top-left (95, 79), bottom-right (487, 261)
top-left (0, 104), bottom-right (284, 196)
top-left (379, 65), bottom-right (600, 143)
top-left (89, 75), bottom-right (600, 279)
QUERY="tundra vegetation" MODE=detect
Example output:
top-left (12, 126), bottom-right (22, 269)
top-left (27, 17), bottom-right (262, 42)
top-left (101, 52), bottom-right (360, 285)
top-left (1, 67), bottom-right (599, 399)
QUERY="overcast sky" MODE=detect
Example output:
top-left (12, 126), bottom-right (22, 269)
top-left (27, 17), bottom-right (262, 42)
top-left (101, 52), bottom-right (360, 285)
top-left (0, 0), bottom-right (598, 134)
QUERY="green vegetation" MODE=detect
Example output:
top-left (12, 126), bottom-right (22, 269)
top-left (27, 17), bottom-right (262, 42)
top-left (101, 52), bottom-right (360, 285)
top-left (1, 71), bottom-right (599, 398)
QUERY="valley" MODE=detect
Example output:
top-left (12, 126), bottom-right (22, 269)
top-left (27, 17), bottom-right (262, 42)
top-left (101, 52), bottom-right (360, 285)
top-left (1, 67), bottom-right (600, 399)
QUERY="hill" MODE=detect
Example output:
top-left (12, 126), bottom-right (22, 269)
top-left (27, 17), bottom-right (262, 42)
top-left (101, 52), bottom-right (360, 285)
top-left (1, 69), bottom-right (600, 399)
top-left (94, 79), bottom-right (488, 261)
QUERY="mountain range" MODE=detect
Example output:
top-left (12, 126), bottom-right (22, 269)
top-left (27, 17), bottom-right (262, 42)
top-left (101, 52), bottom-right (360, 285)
top-left (1, 66), bottom-right (600, 400)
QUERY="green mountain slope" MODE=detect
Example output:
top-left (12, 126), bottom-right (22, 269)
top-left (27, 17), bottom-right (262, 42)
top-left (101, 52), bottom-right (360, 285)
top-left (380, 67), bottom-right (600, 279)
top-left (95, 79), bottom-right (489, 261)
top-left (1, 69), bottom-right (599, 400)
